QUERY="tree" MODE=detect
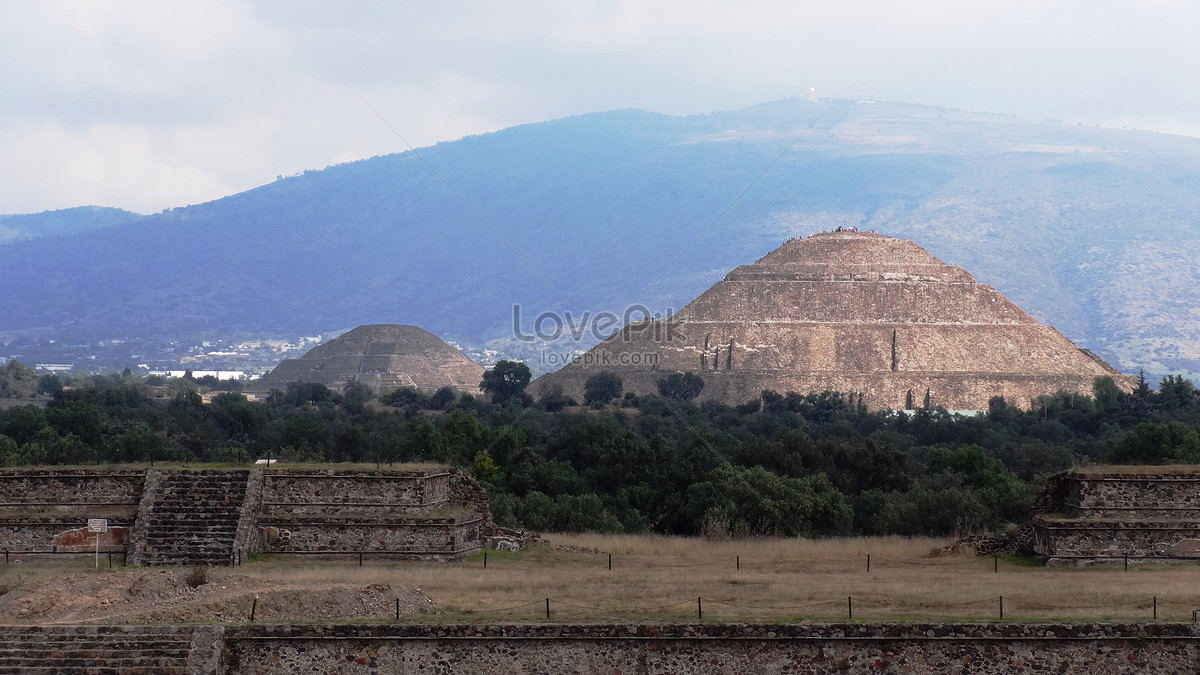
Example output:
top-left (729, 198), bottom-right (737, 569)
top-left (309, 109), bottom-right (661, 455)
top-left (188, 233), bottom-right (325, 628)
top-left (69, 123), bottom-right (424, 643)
top-left (480, 360), bottom-right (531, 404)
top-left (0, 360), bottom-right (38, 399)
top-left (381, 386), bottom-right (429, 411)
top-left (275, 381), bottom-right (335, 407)
top-left (683, 465), bottom-right (853, 537)
top-left (429, 386), bottom-right (457, 410)
top-left (1092, 375), bottom-right (1123, 410)
top-left (1108, 422), bottom-right (1200, 464)
top-left (584, 371), bottom-right (623, 407)
top-left (987, 396), bottom-right (1020, 425)
top-left (341, 379), bottom-right (374, 414)
top-left (37, 374), bottom-right (63, 397)
top-left (471, 449), bottom-right (499, 483)
top-left (1158, 375), bottom-right (1196, 410)
top-left (538, 383), bottom-right (573, 412)
top-left (656, 372), bottom-right (704, 401)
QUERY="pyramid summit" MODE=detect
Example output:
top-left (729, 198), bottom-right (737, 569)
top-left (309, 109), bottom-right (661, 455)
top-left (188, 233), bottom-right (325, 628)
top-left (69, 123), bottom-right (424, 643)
top-left (536, 230), bottom-right (1132, 410)
top-left (252, 324), bottom-right (484, 395)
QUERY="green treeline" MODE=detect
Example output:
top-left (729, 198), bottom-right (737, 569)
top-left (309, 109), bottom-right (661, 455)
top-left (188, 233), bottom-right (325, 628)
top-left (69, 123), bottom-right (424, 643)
top-left (1, 361), bottom-right (1197, 538)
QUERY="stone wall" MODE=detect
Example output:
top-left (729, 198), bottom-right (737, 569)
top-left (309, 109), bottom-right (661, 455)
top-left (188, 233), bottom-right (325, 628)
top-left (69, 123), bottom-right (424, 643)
top-left (9, 622), bottom-right (1199, 675)
top-left (0, 519), bottom-right (132, 552)
top-left (260, 516), bottom-right (483, 556)
top-left (223, 623), bottom-right (1200, 675)
top-left (1062, 471), bottom-right (1200, 519)
top-left (259, 470), bottom-right (450, 517)
top-left (255, 470), bottom-right (487, 559)
top-left (1033, 468), bottom-right (1200, 563)
top-left (0, 469), bottom-right (143, 511)
top-left (0, 469), bottom-right (142, 553)
top-left (1033, 516), bottom-right (1200, 560)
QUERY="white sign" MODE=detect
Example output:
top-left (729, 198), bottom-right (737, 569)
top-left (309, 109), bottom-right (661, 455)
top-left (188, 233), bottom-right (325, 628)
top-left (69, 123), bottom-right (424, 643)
top-left (87, 518), bottom-right (108, 533)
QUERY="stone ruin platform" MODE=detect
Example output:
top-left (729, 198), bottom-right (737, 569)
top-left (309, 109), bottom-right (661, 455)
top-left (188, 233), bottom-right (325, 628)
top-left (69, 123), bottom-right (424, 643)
top-left (0, 466), bottom-right (495, 566)
top-left (1033, 466), bottom-right (1200, 565)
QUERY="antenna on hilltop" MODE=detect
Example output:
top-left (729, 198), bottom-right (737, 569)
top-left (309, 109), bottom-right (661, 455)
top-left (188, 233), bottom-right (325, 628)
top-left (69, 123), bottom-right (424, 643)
top-left (807, 87), bottom-right (816, 101)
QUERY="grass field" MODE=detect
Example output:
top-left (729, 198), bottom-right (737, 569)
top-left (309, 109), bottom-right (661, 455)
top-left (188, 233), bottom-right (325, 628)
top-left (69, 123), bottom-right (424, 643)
top-left (242, 534), bottom-right (1200, 624)
top-left (5, 534), bottom-right (1200, 624)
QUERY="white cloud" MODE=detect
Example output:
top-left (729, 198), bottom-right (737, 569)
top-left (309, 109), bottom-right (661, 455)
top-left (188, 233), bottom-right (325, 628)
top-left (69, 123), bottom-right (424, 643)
top-left (0, 120), bottom-right (233, 213)
top-left (1, 0), bottom-right (1199, 213)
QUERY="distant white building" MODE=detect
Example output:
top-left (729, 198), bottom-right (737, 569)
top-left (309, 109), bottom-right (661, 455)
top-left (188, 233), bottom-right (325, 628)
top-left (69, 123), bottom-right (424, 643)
top-left (151, 370), bottom-right (247, 381)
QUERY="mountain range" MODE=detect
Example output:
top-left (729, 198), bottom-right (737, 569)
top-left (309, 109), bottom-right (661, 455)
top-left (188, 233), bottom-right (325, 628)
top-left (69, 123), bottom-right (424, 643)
top-left (2, 98), bottom-right (1199, 379)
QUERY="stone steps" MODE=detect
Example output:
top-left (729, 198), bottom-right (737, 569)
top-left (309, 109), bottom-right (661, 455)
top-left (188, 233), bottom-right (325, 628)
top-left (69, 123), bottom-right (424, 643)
top-left (0, 626), bottom-right (192, 674)
top-left (138, 470), bottom-right (249, 566)
top-left (142, 542), bottom-right (232, 550)
top-left (144, 525), bottom-right (237, 533)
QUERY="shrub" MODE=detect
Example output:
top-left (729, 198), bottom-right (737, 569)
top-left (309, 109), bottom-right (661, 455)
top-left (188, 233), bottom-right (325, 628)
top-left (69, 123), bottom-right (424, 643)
top-left (584, 371), bottom-right (623, 407)
top-left (656, 372), bottom-right (704, 401)
top-left (184, 567), bottom-right (208, 588)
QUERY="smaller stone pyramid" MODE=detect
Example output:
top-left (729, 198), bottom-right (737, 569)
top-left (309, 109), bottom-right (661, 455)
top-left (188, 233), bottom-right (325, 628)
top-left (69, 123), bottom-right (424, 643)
top-left (252, 324), bottom-right (483, 395)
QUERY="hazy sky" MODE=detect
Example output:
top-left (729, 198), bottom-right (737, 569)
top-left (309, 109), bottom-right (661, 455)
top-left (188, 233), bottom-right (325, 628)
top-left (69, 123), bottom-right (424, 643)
top-left (2, 0), bottom-right (1197, 214)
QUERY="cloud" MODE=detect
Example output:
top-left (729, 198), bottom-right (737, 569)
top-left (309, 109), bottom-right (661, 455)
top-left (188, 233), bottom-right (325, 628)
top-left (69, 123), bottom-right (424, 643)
top-left (1, 0), bottom-right (1199, 213)
top-left (0, 120), bottom-right (233, 213)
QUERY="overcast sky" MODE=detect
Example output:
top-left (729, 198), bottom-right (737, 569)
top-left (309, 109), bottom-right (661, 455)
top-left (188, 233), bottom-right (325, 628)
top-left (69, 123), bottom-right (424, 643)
top-left (2, 0), bottom-right (1197, 215)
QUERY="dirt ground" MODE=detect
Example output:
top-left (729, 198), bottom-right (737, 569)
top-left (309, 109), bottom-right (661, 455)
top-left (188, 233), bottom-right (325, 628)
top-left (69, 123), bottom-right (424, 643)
top-left (0, 563), bottom-right (436, 625)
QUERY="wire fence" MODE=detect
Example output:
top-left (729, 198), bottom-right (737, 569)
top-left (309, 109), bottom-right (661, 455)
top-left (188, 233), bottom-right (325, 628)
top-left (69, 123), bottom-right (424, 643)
top-left (219, 590), bottom-right (1200, 624)
top-left (479, 548), bottom-right (1015, 573)
top-left (439, 548), bottom-right (1200, 623)
top-left (2, 547), bottom-right (127, 567)
top-left (446, 594), bottom-right (1191, 623)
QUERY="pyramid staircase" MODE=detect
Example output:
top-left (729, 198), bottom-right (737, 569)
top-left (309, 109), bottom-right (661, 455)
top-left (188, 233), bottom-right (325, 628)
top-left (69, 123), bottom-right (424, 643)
top-left (139, 470), bottom-right (249, 566)
top-left (0, 625), bottom-right (194, 674)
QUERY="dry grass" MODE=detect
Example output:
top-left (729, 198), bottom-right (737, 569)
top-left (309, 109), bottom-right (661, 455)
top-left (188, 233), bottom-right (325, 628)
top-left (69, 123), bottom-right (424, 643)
top-left (7, 534), bottom-right (1200, 624)
top-left (560, 533), bottom-right (944, 560)
top-left (183, 567), bottom-right (208, 589)
top-left (232, 534), bottom-right (1200, 624)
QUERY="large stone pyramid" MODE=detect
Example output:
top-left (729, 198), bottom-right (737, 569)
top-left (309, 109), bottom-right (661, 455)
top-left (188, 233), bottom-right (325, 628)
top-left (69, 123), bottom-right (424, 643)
top-left (536, 231), bottom-right (1131, 410)
top-left (252, 324), bottom-right (483, 395)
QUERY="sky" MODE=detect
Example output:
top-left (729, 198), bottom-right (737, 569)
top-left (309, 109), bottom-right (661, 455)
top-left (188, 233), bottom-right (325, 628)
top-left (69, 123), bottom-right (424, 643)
top-left (2, 0), bottom-right (1198, 215)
